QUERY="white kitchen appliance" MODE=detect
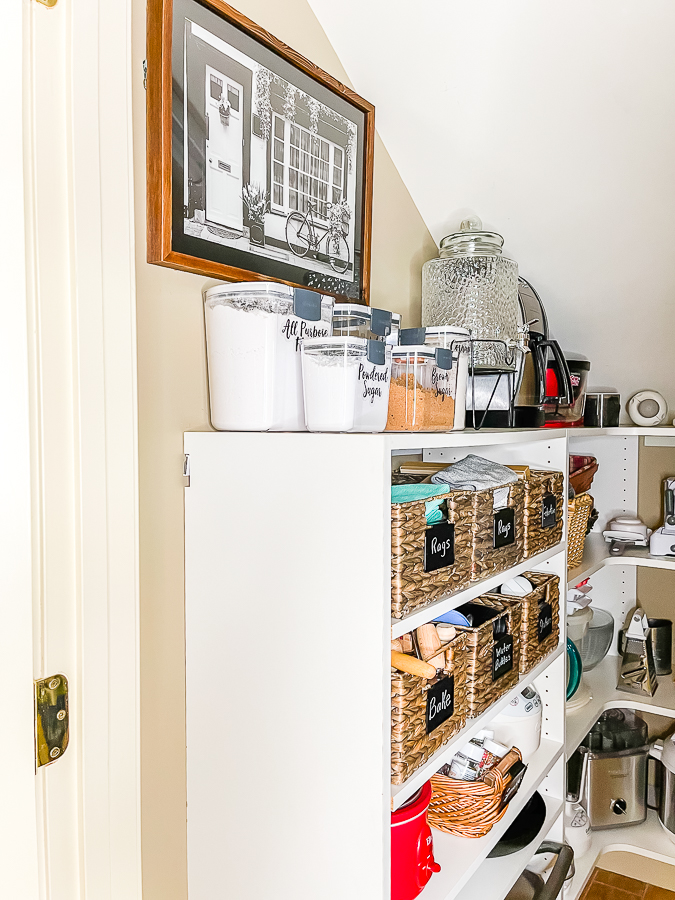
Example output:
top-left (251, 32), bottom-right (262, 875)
top-left (603, 516), bottom-right (652, 556)
top-left (488, 685), bottom-right (542, 762)
top-left (650, 478), bottom-right (675, 557)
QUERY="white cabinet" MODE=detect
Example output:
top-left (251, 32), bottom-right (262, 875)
top-left (184, 427), bottom-right (675, 900)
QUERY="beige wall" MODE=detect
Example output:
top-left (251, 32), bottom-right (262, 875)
top-left (131, 1), bottom-right (435, 897)
top-left (637, 443), bottom-right (675, 621)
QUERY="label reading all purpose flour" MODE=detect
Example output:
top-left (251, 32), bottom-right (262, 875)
top-left (358, 363), bottom-right (390, 403)
top-left (280, 317), bottom-right (329, 352)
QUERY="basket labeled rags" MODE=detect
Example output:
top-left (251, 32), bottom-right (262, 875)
top-left (523, 469), bottom-right (565, 558)
top-left (391, 490), bottom-right (475, 619)
top-left (484, 572), bottom-right (560, 675)
top-left (568, 492), bottom-right (594, 570)
top-left (469, 479), bottom-right (526, 581)
top-left (391, 633), bottom-right (468, 785)
top-left (452, 596), bottom-right (522, 718)
top-left (428, 747), bottom-right (525, 838)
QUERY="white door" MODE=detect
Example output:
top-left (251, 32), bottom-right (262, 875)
top-left (205, 66), bottom-right (244, 230)
top-left (0, 1), bottom-right (141, 898)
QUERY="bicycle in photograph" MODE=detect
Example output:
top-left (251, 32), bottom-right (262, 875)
top-left (285, 200), bottom-right (350, 274)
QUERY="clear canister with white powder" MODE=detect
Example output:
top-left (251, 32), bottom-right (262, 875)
top-left (301, 337), bottom-right (392, 433)
top-left (204, 282), bottom-right (333, 431)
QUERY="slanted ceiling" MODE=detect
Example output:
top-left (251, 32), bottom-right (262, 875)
top-left (307, 0), bottom-right (675, 413)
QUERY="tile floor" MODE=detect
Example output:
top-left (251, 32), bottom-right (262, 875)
top-left (580, 868), bottom-right (675, 900)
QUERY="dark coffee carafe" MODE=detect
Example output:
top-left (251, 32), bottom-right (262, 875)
top-left (513, 278), bottom-right (573, 428)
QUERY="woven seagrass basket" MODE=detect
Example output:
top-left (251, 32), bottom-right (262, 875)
top-left (567, 492), bottom-right (594, 570)
top-left (484, 572), bottom-right (560, 675)
top-left (391, 634), bottom-right (467, 785)
top-left (391, 492), bottom-right (475, 619)
top-left (469, 480), bottom-right (526, 581)
top-left (523, 470), bottom-right (565, 558)
top-left (451, 596), bottom-right (522, 718)
top-left (428, 747), bottom-right (524, 837)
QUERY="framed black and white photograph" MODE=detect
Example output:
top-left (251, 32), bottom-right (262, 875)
top-left (147, 0), bottom-right (375, 301)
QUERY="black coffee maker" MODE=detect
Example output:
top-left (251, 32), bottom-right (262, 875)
top-left (513, 278), bottom-right (572, 427)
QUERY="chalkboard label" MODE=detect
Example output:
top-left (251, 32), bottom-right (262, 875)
top-left (541, 493), bottom-right (557, 529)
top-left (499, 760), bottom-right (527, 811)
top-left (494, 507), bottom-right (515, 549)
top-left (424, 522), bottom-right (455, 573)
top-left (538, 602), bottom-right (553, 642)
top-left (426, 675), bottom-right (455, 734)
top-left (493, 635), bottom-right (514, 681)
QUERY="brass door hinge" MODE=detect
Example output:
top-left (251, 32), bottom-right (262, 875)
top-left (35, 675), bottom-right (69, 767)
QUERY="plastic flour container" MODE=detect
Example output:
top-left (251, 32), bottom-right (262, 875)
top-left (204, 282), bottom-right (333, 431)
top-left (301, 337), bottom-right (392, 433)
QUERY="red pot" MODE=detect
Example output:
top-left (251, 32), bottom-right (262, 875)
top-left (391, 782), bottom-right (440, 900)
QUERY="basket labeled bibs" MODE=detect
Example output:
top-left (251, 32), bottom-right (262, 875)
top-left (391, 484), bottom-right (474, 619)
top-left (391, 627), bottom-right (468, 785)
top-left (451, 596), bottom-right (521, 717)
top-left (484, 572), bottom-right (560, 675)
top-left (428, 747), bottom-right (526, 838)
top-left (523, 469), bottom-right (564, 558)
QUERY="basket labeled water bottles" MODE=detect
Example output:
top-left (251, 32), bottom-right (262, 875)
top-left (484, 572), bottom-right (560, 675)
top-left (438, 595), bottom-right (522, 718)
top-left (391, 625), bottom-right (467, 785)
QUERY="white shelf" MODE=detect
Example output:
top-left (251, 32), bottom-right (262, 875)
top-left (454, 796), bottom-right (563, 900)
top-left (392, 544), bottom-right (565, 638)
top-left (392, 644), bottom-right (564, 809)
top-left (567, 533), bottom-right (675, 588)
top-left (420, 739), bottom-right (564, 900)
top-left (566, 655), bottom-right (675, 757)
top-left (568, 810), bottom-right (675, 899)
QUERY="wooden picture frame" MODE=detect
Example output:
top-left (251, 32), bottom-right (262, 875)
top-left (147, 0), bottom-right (375, 302)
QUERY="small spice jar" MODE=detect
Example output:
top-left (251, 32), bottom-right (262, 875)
top-left (332, 303), bottom-right (393, 341)
top-left (386, 346), bottom-right (456, 432)
top-left (301, 337), bottom-right (391, 433)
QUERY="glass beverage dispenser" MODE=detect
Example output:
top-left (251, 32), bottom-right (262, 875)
top-left (422, 217), bottom-right (519, 372)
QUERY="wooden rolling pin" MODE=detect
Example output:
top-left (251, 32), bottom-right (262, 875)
top-left (391, 651), bottom-right (437, 679)
top-left (417, 623), bottom-right (442, 660)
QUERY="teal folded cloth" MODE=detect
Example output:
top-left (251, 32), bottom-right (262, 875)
top-left (391, 484), bottom-right (449, 525)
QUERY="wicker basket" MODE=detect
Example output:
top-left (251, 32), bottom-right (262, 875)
top-left (568, 492), bottom-right (594, 570)
top-left (428, 747), bottom-right (524, 837)
top-left (391, 634), bottom-right (468, 785)
top-left (523, 470), bottom-right (565, 558)
top-left (470, 480), bottom-right (526, 581)
top-left (451, 596), bottom-right (522, 718)
top-left (391, 491), bottom-right (475, 619)
top-left (569, 457), bottom-right (598, 495)
top-left (484, 572), bottom-right (560, 675)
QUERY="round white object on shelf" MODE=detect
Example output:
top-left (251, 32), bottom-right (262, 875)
top-left (627, 390), bottom-right (668, 426)
top-left (497, 575), bottom-right (533, 596)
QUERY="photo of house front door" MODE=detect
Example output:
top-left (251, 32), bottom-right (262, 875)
top-left (205, 66), bottom-right (244, 231)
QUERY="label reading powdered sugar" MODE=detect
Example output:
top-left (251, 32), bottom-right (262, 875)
top-left (358, 362), bottom-right (390, 403)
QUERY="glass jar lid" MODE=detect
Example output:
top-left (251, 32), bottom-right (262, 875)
top-left (439, 216), bottom-right (505, 259)
top-left (332, 303), bottom-right (370, 318)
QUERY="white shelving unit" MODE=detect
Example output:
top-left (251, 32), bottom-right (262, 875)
top-left (183, 427), bottom-right (675, 900)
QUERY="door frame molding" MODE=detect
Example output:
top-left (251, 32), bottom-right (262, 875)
top-left (24, 0), bottom-right (142, 895)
